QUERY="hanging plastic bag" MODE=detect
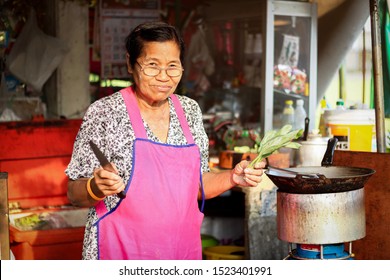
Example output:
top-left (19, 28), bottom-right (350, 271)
top-left (6, 9), bottom-right (69, 93)
top-left (0, 107), bottom-right (22, 122)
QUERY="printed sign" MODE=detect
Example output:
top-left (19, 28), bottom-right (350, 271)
top-left (100, 0), bottom-right (160, 79)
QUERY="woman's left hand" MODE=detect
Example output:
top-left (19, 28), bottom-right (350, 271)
top-left (230, 160), bottom-right (265, 187)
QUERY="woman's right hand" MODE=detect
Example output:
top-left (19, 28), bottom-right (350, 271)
top-left (91, 164), bottom-right (125, 197)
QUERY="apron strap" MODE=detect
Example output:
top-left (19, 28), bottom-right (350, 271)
top-left (170, 94), bottom-right (203, 210)
top-left (121, 86), bottom-right (195, 144)
top-left (170, 94), bottom-right (195, 144)
top-left (120, 87), bottom-right (148, 139)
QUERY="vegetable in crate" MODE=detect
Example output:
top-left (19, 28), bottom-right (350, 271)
top-left (249, 125), bottom-right (303, 168)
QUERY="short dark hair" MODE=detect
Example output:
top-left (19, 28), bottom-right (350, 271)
top-left (125, 21), bottom-right (185, 68)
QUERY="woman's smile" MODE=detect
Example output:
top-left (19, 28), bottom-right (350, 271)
top-left (154, 84), bottom-right (172, 92)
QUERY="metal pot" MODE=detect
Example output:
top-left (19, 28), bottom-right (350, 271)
top-left (296, 135), bottom-right (329, 166)
top-left (294, 117), bottom-right (329, 167)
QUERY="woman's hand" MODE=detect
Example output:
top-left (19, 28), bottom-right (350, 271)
top-left (230, 160), bottom-right (265, 187)
top-left (92, 163), bottom-right (126, 197)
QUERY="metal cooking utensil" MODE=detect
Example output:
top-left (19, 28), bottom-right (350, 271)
top-left (267, 165), bottom-right (320, 178)
top-left (89, 140), bottom-right (126, 199)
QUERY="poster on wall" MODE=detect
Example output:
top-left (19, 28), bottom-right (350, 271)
top-left (100, 0), bottom-right (160, 79)
top-left (277, 34), bottom-right (299, 68)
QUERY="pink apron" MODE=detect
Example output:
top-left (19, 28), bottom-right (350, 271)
top-left (94, 87), bottom-right (205, 260)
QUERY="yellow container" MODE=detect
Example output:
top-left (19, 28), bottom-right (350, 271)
top-left (203, 246), bottom-right (245, 260)
top-left (324, 109), bottom-right (375, 152)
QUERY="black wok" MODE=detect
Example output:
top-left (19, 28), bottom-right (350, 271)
top-left (265, 138), bottom-right (376, 194)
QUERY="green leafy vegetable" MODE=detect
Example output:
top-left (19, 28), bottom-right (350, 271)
top-left (248, 125), bottom-right (303, 168)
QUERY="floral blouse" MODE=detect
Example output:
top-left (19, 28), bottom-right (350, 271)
top-left (65, 90), bottom-right (210, 259)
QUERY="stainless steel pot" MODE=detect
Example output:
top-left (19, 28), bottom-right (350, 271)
top-left (296, 134), bottom-right (329, 166)
top-left (277, 188), bottom-right (365, 244)
top-left (294, 117), bottom-right (329, 167)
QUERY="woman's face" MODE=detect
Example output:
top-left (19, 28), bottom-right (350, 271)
top-left (128, 40), bottom-right (183, 105)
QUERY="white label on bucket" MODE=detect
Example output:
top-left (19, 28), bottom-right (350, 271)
top-left (330, 126), bottom-right (350, 150)
top-left (335, 136), bottom-right (349, 150)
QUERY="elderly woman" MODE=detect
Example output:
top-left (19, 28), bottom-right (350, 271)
top-left (66, 21), bottom-right (265, 260)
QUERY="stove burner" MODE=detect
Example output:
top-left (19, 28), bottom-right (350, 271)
top-left (284, 242), bottom-right (355, 260)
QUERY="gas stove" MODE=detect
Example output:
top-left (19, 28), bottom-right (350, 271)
top-left (284, 243), bottom-right (354, 260)
top-left (277, 188), bottom-right (365, 260)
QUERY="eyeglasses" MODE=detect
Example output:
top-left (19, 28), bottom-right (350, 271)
top-left (136, 61), bottom-right (183, 77)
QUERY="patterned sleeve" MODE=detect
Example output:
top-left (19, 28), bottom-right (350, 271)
top-left (65, 105), bottom-right (105, 180)
top-left (65, 93), bottom-right (132, 180)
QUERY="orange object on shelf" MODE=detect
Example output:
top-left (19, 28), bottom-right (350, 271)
top-left (0, 119), bottom-right (86, 260)
top-left (218, 151), bottom-right (257, 169)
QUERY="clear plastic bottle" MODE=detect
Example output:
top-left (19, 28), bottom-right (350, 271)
top-left (294, 99), bottom-right (307, 130)
top-left (282, 100), bottom-right (295, 128)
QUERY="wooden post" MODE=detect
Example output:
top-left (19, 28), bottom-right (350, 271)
top-left (0, 172), bottom-right (10, 260)
top-left (369, 0), bottom-right (387, 152)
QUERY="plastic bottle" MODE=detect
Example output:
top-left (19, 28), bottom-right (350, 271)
top-left (318, 97), bottom-right (328, 136)
top-left (294, 99), bottom-right (307, 130)
top-left (282, 100), bottom-right (295, 128)
top-left (253, 33), bottom-right (262, 55)
top-left (336, 99), bottom-right (346, 110)
top-left (244, 33), bottom-right (254, 54)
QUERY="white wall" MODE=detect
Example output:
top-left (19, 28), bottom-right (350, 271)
top-left (55, 0), bottom-right (90, 119)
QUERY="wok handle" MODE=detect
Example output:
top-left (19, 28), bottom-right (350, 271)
top-left (321, 137), bottom-right (338, 166)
